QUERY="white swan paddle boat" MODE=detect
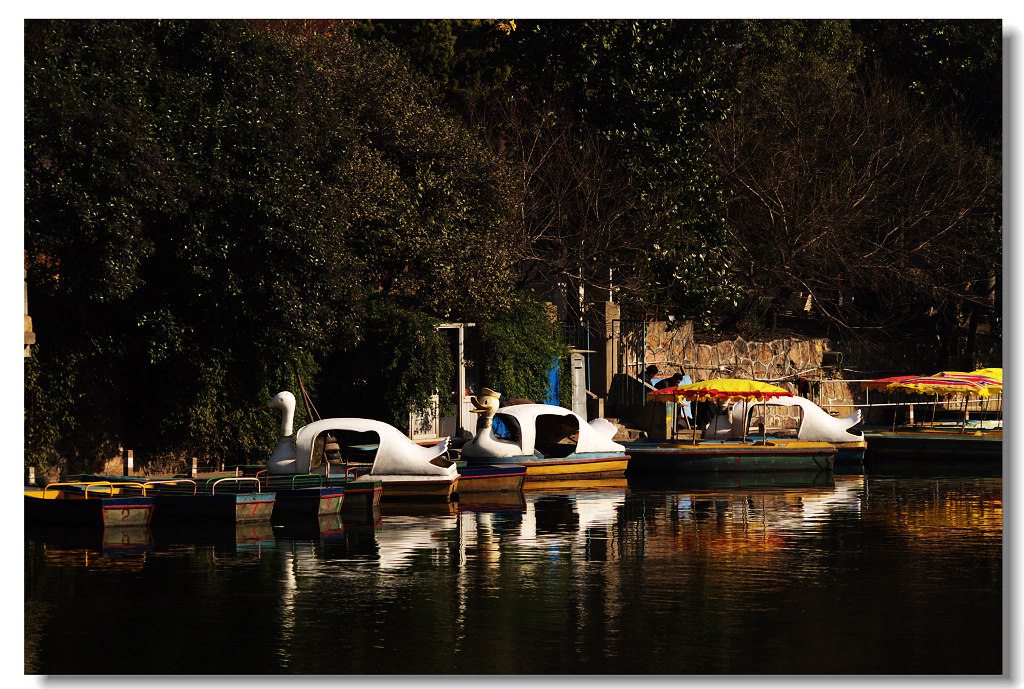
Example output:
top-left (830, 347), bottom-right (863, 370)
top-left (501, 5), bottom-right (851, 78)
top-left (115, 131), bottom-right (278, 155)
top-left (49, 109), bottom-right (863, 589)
top-left (267, 391), bottom-right (459, 502)
top-left (624, 392), bottom-right (844, 475)
top-left (460, 389), bottom-right (630, 480)
top-left (721, 396), bottom-right (867, 462)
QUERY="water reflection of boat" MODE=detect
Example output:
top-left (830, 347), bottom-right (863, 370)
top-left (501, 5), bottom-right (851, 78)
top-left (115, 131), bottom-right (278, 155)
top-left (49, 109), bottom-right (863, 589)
top-left (862, 456), bottom-right (1003, 478)
top-left (380, 501), bottom-right (458, 518)
top-left (833, 457), bottom-right (865, 475)
top-left (98, 524), bottom-right (154, 552)
top-left (24, 482), bottom-right (155, 528)
top-left (624, 475), bottom-right (865, 554)
top-left (455, 490), bottom-right (527, 512)
top-left (26, 522), bottom-right (153, 556)
top-left (870, 477), bottom-right (1002, 539)
top-left (521, 477), bottom-right (628, 493)
top-left (273, 513), bottom-right (383, 557)
top-left (150, 520), bottom-right (276, 550)
top-left (627, 470), bottom-right (835, 492)
top-left (516, 486), bottom-right (627, 549)
top-left (372, 514), bottom-right (458, 570)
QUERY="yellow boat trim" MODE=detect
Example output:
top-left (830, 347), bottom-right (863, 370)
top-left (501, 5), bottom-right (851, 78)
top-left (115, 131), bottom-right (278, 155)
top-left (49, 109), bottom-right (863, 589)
top-left (26, 481), bottom-right (149, 499)
top-left (523, 459), bottom-right (629, 476)
top-left (523, 477), bottom-right (628, 492)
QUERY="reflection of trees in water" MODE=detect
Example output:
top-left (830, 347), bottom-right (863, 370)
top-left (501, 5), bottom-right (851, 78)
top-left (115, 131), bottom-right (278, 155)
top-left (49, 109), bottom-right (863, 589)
top-left (863, 476), bottom-right (1002, 538)
top-left (618, 481), bottom-right (871, 556)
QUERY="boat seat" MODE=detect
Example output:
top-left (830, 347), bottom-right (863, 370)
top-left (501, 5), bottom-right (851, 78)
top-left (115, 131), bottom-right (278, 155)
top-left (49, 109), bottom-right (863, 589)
top-left (324, 435), bottom-right (344, 461)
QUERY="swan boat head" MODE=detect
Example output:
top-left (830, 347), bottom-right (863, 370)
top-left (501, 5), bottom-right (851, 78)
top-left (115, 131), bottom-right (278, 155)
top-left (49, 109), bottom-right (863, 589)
top-left (267, 391), bottom-right (299, 473)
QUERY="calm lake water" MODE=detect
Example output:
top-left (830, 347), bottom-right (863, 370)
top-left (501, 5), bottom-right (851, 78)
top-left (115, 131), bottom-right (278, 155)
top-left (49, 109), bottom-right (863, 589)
top-left (24, 466), bottom-right (1003, 676)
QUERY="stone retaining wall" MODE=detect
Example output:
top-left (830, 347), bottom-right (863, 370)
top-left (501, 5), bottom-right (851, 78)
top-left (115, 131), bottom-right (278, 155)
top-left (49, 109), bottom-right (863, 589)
top-left (641, 321), bottom-right (855, 424)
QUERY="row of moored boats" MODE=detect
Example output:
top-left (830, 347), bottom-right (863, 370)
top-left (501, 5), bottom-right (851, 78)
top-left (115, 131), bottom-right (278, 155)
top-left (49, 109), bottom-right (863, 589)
top-left (25, 369), bottom-right (1001, 529)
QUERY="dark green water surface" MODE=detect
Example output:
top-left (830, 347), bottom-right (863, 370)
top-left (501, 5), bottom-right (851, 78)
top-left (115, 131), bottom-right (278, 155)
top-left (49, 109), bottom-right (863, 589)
top-left (24, 470), bottom-right (1002, 675)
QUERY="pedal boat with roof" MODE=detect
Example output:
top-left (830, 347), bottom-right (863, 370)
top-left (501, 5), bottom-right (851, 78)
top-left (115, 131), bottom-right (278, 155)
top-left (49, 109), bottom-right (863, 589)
top-left (625, 379), bottom-right (838, 474)
top-left (459, 389), bottom-right (629, 480)
top-left (267, 391), bottom-right (458, 501)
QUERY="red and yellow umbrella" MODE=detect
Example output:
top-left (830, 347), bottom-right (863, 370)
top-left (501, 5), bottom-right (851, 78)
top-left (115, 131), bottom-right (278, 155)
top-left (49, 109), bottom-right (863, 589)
top-left (972, 367), bottom-right (1002, 382)
top-left (889, 376), bottom-right (989, 398)
top-left (863, 375), bottom-right (919, 390)
top-left (648, 378), bottom-right (791, 403)
top-left (864, 370), bottom-right (1000, 432)
top-left (934, 369), bottom-right (1002, 392)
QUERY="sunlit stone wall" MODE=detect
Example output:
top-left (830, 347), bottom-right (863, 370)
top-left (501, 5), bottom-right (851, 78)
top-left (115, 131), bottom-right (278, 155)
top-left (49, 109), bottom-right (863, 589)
top-left (642, 320), bottom-right (855, 422)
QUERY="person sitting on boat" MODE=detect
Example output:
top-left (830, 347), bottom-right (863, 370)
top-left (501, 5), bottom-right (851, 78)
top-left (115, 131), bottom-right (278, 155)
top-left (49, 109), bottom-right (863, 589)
top-left (644, 365), bottom-right (660, 388)
top-left (690, 399), bottom-right (718, 431)
top-left (655, 372), bottom-right (683, 390)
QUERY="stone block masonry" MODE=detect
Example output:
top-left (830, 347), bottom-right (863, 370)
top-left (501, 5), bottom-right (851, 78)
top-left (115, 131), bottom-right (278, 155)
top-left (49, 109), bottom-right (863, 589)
top-left (639, 320), bottom-right (855, 426)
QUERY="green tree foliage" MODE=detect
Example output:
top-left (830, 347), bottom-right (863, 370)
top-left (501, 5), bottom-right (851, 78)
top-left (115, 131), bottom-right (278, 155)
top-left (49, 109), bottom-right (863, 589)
top-left (853, 19), bottom-right (1002, 151)
top-left (478, 297), bottom-right (569, 406)
top-left (708, 20), bottom-right (1001, 357)
top-left (352, 19), bottom-right (747, 325)
top-left (734, 19), bottom-right (864, 99)
top-left (26, 20), bottom-right (359, 469)
top-left (500, 20), bottom-right (742, 325)
top-left (315, 296), bottom-right (455, 429)
top-left (24, 20), bottom-right (533, 471)
top-left (349, 19), bottom-right (516, 100)
top-left (323, 33), bottom-right (519, 319)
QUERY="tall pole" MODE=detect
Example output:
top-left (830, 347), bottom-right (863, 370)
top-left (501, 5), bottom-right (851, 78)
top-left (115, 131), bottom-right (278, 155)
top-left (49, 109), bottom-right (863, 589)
top-left (457, 325), bottom-right (467, 437)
